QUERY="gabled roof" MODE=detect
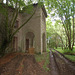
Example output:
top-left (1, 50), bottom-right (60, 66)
top-left (0, 3), bottom-right (47, 17)
top-left (33, 3), bottom-right (47, 17)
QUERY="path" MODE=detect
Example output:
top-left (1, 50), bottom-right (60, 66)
top-left (0, 53), bottom-right (49, 75)
top-left (49, 49), bottom-right (75, 75)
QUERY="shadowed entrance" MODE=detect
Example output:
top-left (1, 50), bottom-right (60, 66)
top-left (26, 32), bottom-right (35, 53)
top-left (42, 33), bottom-right (46, 52)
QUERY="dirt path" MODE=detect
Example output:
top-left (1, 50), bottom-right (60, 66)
top-left (49, 49), bottom-right (75, 75)
top-left (1, 50), bottom-right (75, 75)
top-left (0, 53), bottom-right (49, 75)
top-left (49, 50), bottom-right (60, 75)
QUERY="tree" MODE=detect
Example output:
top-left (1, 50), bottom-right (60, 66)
top-left (45, 0), bottom-right (75, 50)
top-left (46, 18), bottom-right (65, 49)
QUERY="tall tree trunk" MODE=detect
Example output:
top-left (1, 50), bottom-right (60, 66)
top-left (15, 0), bottom-right (18, 9)
top-left (59, 36), bottom-right (64, 49)
top-left (72, 15), bottom-right (74, 49)
top-left (61, 39), bottom-right (63, 50)
top-left (67, 30), bottom-right (71, 50)
top-left (70, 25), bottom-right (72, 50)
top-left (68, 39), bottom-right (71, 50)
top-left (72, 1), bottom-right (74, 49)
top-left (66, 37), bottom-right (68, 48)
top-left (6, 0), bottom-right (8, 5)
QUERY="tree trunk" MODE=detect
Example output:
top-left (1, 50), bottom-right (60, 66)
top-left (6, 0), bottom-right (8, 5)
top-left (68, 36), bottom-right (71, 50)
top-left (15, 0), bottom-right (18, 9)
top-left (72, 1), bottom-right (74, 49)
top-left (66, 37), bottom-right (68, 48)
top-left (56, 44), bottom-right (57, 49)
top-left (72, 16), bottom-right (74, 49)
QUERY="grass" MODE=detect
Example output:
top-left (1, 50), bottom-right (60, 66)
top-left (65, 55), bottom-right (75, 62)
top-left (55, 47), bottom-right (64, 53)
top-left (35, 53), bottom-right (45, 62)
top-left (35, 51), bottom-right (50, 71)
top-left (55, 46), bottom-right (75, 62)
top-left (46, 48), bottom-right (50, 52)
top-left (55, 46), bottom-right (75, 54)
top-left (43, 53), bottom-right (50, 71)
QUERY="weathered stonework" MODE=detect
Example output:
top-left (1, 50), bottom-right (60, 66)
top-left (0, 4), bottom-right (47, 54)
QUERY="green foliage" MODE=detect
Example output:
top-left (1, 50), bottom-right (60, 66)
top-left (45, 0), bottom-right (75, 50)
top-left (35, 52), bottom-right (50, 71)
top-left (56, 47), bottom-right (75, 54)
top-left (0, 4), bottom-right (7, 16)
top-left (46, 48), bottom-right (50, 52)
top-left (55, 47), bottom-right (64, 53)
top-left (35, 53), bottom-right (45, 62)
top-left (46, 18), bottom-right (65, 49)
top-left (56, 47), bottom-right (75, 62)
top-left (43, 53), bottom-right (50, 71)
top-left (23, 5), bottom-right (34, 14)
top-left (65, 55), bottom-right (75, 62)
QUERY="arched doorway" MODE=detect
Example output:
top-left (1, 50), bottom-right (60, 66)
top-left (26, 32), bottom-right (35, 53)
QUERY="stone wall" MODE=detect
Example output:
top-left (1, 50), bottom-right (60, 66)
top-left (16, 5), bottom-right (47, 53)
top-left (14, 5), bottom-right (47, 54)
top-left (0, 4), bottom-right (47, 54)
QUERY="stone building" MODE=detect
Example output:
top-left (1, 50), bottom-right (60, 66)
top-left (0, 3), bottom-right (47, 54)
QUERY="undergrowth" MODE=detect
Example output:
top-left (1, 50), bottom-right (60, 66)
top-left (55, 46), bottom-right (75, 54)
top-left (65, 55), bottom-right (75, 62)
top-left (55, 46), bottom-right (75, 62)
top-left (35, 52), bottom-right (50, 71)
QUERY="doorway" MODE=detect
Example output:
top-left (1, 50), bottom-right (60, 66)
top-left (42, 33), bottom-right (46, 52)
top-left (26, 32), bottom-right (35, 53)
top-left (26, 39), bottom-right (29, 52)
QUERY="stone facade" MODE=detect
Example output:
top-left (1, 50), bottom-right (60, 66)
top-left (0, 4), bottom-right (47, 54)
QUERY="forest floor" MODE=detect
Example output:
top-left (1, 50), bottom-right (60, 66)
top-left (49, 50), bottom-right (75, 75)
top-left (0, 53), bottom-right (49, 75)
top-left (0, 51), bottom-right (75, 75)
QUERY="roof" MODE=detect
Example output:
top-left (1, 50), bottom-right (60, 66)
top-left (33, 3), bottom-right (47, 17)
top-left (0, 3), bottom-right (47, 17)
